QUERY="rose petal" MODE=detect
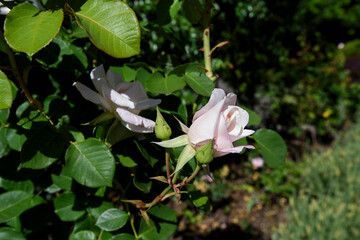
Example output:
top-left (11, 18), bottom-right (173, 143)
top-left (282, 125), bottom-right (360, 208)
top-left (73, 82), bottom-right (111, 111)
top-left (224, 106), bottom-right (249, 131)
top-left (214, 114), bottom-right (234, 151)
top-left (110, 90), bottom-right (136, 109)
top-left (224, 93), bottom-right (237, 108)
top-left (90, 64), bottom-right (107, 93)
top-left (193, 88), bottom-right (226, 121)
top-left (135, 99), bottom-right (162, 111)
top-left (230, 129), bottom-right (255, 142)
top-left (123, 82), bottom-right (149, 103)
top-left (215, 145), bottom-right (255, 157)
top-left (116, 108), bottom-right (155, 133)
top-left (188, 98), bottom-right (226, 144)
top-left (106, 69), bottom-right (123, 90)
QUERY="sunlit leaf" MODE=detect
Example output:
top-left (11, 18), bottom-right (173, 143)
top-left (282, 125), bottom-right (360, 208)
top-left (170, 0), bottom-right (182, 19)
top-left (4, 3), bottom-right (63, 56)
top-left (188, 191), bottom-right (210, 211)
top-left (0, 71), bottom-right (12, 110)
top-left (74, 0), bottom-right (140, 58)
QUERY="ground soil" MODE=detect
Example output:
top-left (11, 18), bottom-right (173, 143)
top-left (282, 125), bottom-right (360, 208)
top-left (171, 162), bottom-right (288, 240)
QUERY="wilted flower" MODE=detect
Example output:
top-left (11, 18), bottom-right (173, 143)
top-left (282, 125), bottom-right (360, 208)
top-left (155, 88), bottom-right (254, 172)
top-left (74, 65), bottom-right (160, 133)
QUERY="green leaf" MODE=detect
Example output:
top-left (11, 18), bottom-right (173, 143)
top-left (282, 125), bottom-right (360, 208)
top-left (133, 140), bottom-right (158, 167)
top-left (4, 3), bottom-right (63, 56)
top-left (241, 106), bottom-right (262, 126)
top-left (44, 184), bottom-right (61, 194)
top-left (109, 233), bottom-right (135, 240)
top-left (182, 0), bottom-right (202, 24)
top-left (135, 68), bottom-right (151, 87)
top-left (87, 201), bottom-right (114, 218)
top-left (0, 228), bottom-right (26, 240)
top-left (75, 0), bottom-right (140, 58)
top-left (0, 128), bottom-right (10, 158)
top-left (170, 0), bottom-right (182, 19)
top-left (110, 65), bottom-right (137, 82)
top-left (0, 191), bottom-right (33, 223)
top-left (59, 125), bottom-right (85, 142)
top-left (139, 205), bottom-right (177, 240)
top-left (51, 37), bottom-right (88, 69)
top-left (51, 172), bottom-right (73, 191)
top-left (3, 127), bottom-right (26, 152)
top-left (65, 138), bottom-right (115, 188)
top-left (21, 128), bottom-right (65, 169)
top-left (253, 129), bottom-right (287, 168)
top-left (95, 208), bottom-right (128, 231)
top-left (0, 178), bottom-right (34, 193)
top-left (0, 70), bottom-right (13, 110)
top-left (156, 0), bottom-right (172, 25)
top-left (133, 174), bottom-right (152, 193)
top-left (188, 191), bottom-right (210, 211)
top-left (117, 154), bottom-right (137, 168)
top-left (70, 230), bottom-right (96, 240)
top-left (0, 109), bottom-right (10, 124)
top-left (54, 192), bottom-right (86, 222)
top-left (17, 110), bottom-right (47, 130)
top-left (145, 72), bottom-right (186, 95)
top-left (184, 63), bottom-right (214, 97)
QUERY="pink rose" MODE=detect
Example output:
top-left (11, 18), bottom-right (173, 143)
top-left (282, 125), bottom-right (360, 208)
top-left (187, 88), bottom-right (255, 157)
top-left (74, 65), bottom-right (161, 133)
top-left (251, 157), bottom-right (264, 168)
top-left (155, 88), bottom-right (254, 172)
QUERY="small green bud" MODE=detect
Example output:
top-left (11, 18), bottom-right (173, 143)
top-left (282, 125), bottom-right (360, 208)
top-left (195, 139), bottom-right (214, 164)
top-left (155, 107), bottom-right (172, 140)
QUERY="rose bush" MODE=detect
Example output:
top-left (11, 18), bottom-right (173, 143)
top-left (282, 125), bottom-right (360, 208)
top-left (156, 88), bottom-right (255, 172)
top-left (74, 64), bottom-right (161, 133)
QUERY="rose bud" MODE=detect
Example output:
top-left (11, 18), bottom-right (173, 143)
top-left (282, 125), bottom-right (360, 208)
top-left (155, 107), bottom-right (172, 140)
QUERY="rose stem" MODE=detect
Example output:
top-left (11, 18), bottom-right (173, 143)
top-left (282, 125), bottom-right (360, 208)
top-left (0, 29), bottom-right (55, 127)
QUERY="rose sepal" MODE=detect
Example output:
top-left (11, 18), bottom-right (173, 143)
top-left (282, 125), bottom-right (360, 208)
top-left (153, 134), bottom-right (189, 148)
top-left (174, 144), bottom-right (196, 173)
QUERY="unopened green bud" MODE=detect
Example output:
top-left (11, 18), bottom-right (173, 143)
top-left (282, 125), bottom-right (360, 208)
top-left (195, 139), bottom-right (214, 164)
top-left (155, 107), bottom-right (172, 140)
